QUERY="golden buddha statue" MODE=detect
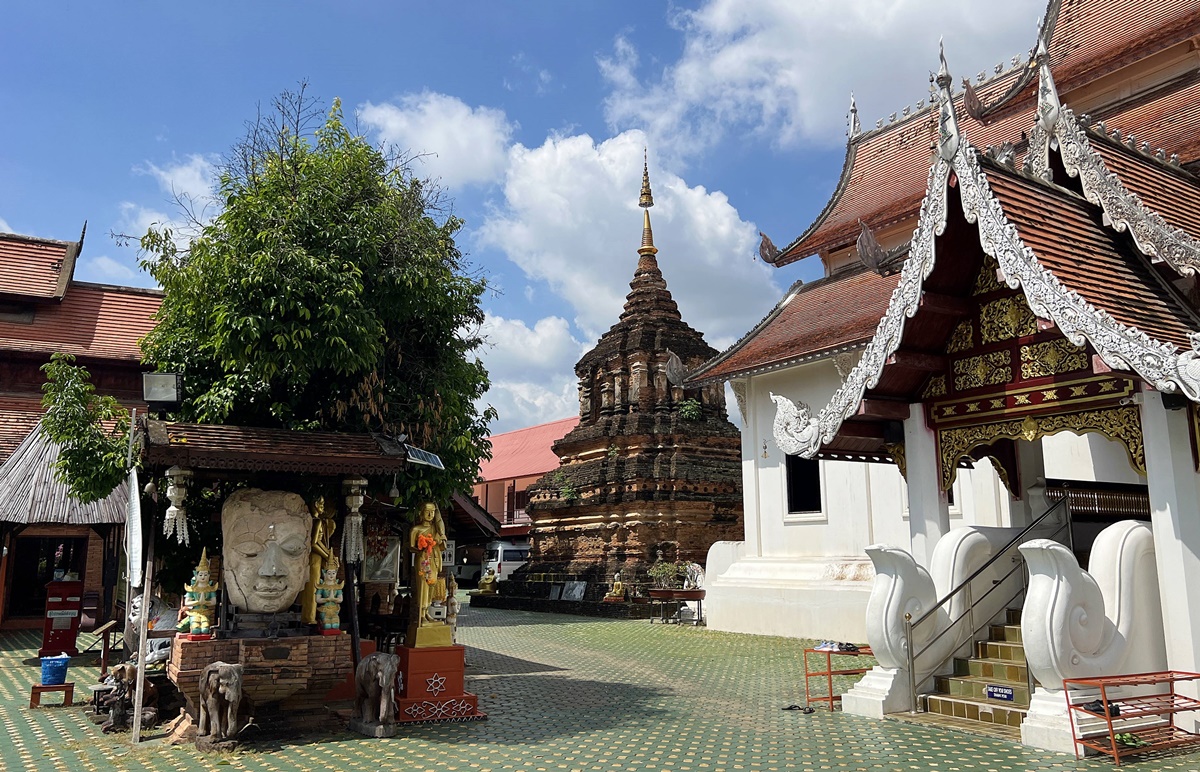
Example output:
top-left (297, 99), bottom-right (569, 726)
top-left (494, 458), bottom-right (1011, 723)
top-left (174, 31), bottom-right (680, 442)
top-left (408, 502), bottom-right (451, 647)
top-left (603, 571), bottom-right (626, 602)
top-left (301, 496), bottom-right (336, 625)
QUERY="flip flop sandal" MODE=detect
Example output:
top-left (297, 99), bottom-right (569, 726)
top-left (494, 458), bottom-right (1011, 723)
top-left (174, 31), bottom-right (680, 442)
top-left (782, 704), bottom-right (803, 710)
top-left (802, 707), bottom-right (815, 714)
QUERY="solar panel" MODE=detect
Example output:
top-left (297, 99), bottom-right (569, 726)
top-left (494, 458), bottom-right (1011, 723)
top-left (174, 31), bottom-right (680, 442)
top-left (404, 444), bottom-right (445, 471)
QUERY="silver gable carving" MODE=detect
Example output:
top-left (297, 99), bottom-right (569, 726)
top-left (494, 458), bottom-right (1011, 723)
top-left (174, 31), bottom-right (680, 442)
top-left (769, 392), bottom-right (819, 456)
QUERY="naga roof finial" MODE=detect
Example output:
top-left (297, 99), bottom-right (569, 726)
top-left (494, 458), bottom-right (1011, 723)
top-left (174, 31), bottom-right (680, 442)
top-left (638, 149), bottom-right (657, 256)
top-left (849, 93), bottom-right (860, 138)
top-left (936, 38), bottom-right (961, 162)
top-left (1034, 38), bottom-right (1061, 133)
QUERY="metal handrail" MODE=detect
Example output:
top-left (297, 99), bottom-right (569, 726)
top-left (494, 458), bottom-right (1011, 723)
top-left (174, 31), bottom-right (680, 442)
top-left (905, 498), bottom-right (1072, 712)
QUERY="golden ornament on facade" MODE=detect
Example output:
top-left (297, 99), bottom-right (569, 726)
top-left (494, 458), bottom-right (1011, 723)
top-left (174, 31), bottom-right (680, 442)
top-left (1020, 338), bottom-right (1088, 379)
top-left (922, 374), bottom-right (947, 398)
top-left (937, 405), bottom-right (1145, 489)
top-left (953, 350), bottom-right (1012, 391)
top-left (973, 255), bottom-right (1005, 295)
top-left (945, 320), bottom-right (974, 353)
top-left (980, 296), bottom-right (1037, 343)
top-left (884, 441), bottom-right (907, 480)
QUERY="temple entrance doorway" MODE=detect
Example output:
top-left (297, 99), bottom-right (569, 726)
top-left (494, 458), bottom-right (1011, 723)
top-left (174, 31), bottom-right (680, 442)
top-left (6, 534), bottom-right (88, 618)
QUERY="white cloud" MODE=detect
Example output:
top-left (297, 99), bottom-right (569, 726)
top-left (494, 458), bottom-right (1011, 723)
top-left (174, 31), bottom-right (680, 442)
top-left (74, 254), bottom-right (144, 286)
top-left (478, 314), bottom-right (584, 432)
top-left (478, 129), bottom-right (780, 345)
top-left (139, 153), bottom-right (219, 205)
top-left (0, 216), bottom-right (12, 233)
top-left (360, 93), bottom-right (515, 189)
top-left (601, 0), bottom-right (1044, 156)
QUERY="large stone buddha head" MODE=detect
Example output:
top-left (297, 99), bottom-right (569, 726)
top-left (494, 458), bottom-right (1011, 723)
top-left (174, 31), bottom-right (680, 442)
top-left (221, 489), bottom-right (311, 613)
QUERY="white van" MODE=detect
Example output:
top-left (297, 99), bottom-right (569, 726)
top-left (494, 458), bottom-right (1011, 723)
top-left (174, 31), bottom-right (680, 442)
top-left (481, 540), bottom-right (530, 581)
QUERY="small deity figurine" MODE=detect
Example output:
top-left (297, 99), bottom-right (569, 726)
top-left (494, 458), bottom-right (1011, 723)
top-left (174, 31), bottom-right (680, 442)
top-left (315, 555), bottom-right (345, 634)
top-left (604, 571), bottom-right (626, 602)
top-left (177, 548), bottom-right (219, 637)
top-left (409, 502), bottom-right (448, 628)
top-left (445, 575), bottom-right (461, 644)
top-left (302, 496), bottom-right (337, 625)
top-left (475, 568), bottom-right (498, 595)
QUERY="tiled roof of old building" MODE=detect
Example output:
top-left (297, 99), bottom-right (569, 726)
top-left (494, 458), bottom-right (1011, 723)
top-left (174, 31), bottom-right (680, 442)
top-left (687, 268), bottom-right (898, 385)
top-left (0, 231), bottom-right (83, 301)
top-left (1091, 74), bottom-right (1200, 167)
top-left (478, 416), bottom-right (578, 482)
top-left (0, 395), bottom-right (47, 464)
top-left (1088, 131), bottom-right (1200, 241)
top-left (0, 282), bottom-right (162, 362)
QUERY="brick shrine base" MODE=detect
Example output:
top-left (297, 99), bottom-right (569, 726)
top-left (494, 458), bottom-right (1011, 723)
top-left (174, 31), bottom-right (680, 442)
top-left (396, 644), bottom-right (485, 724)
top-left (468, 592), bottom-right (656, 619)
top-left (167, 633), bottom-right (353, 734)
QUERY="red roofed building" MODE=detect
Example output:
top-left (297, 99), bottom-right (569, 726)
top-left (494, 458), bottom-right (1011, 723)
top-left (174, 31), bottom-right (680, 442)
top-left (687, 0), bottom-right (1200, 747)
top-left (473, 415), bottom-right (579, 538)
top-left (0, 228), bottom-right (162, 628)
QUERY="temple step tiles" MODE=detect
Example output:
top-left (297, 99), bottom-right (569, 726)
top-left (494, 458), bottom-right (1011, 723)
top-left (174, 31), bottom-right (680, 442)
top-left (921, 608), bottom-right (1031, 732)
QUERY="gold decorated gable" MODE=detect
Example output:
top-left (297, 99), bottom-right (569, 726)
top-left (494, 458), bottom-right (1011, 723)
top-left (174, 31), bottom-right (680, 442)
top-left (928, 375), bottom-right (1134, 428)
top-left (980, 296), bottom-right (1037, 343)
top-left (1020, 339), bottom-right (1089, 380)
top-left (952, 350), bottom-right (1012, 391)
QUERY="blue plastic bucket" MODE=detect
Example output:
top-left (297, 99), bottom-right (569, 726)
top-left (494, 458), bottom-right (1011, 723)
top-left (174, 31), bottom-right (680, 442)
top-left (41, 656), bottom-right (69, 686)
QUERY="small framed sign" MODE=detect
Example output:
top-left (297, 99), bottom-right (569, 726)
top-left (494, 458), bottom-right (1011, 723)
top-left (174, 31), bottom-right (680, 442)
top-left (985, 684), bottom-right (1015, 702)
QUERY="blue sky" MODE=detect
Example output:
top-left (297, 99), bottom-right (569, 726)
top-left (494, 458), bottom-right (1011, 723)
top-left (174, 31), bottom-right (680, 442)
top-left (1, 1), bottom-right (1044, 432)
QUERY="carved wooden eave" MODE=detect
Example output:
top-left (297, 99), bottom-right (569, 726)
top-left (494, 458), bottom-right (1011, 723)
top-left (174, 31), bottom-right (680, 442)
top-left (772, 79), bottom-right (1200, 459)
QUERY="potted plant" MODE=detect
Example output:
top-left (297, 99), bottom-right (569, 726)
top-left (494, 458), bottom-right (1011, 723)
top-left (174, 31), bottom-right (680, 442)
top-left (647, 560), bottom-right (685, 599)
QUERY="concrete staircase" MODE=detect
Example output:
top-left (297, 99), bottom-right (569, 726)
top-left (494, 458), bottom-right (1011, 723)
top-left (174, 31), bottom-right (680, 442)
top-left (921, 608), bottom-right (1031, 735)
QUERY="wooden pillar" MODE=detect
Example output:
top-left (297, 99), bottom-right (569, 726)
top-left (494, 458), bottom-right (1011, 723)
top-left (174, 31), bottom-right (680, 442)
top-left (903, 403), bottom-right (950, 567)
top-left (1140, 391), bottom-right (1200, 680)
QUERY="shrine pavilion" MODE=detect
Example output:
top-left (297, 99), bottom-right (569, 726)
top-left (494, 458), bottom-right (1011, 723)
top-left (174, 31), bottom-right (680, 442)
top-left (687, 0), bottom-right (1200, 749)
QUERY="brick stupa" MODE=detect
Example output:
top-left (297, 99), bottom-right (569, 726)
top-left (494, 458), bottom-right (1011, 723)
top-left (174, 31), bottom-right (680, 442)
top-left (517, 157), bottom-right (743, 593)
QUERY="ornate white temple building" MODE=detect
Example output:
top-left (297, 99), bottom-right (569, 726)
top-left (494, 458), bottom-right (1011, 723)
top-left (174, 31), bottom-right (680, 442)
top-left (688, 0), bottom-right (1200, 752)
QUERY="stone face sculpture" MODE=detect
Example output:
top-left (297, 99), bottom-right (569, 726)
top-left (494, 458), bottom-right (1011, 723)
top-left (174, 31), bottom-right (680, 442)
top-left (354, 651), bottom-right (400, 725)
top-left (198, 661), bottom-right (243, 742)
top-left (315, 556), bottom-right (345, 634)
top-left (301, 496), bottom-right (336, 624)
top-left (221, 489), bottom-right (312, 614)
top-left (177, 548), bottom-right (219, 636)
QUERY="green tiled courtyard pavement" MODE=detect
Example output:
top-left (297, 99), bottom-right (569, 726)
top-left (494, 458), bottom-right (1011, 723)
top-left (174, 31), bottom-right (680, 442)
top-left (2, 603), bottom-right (1198, 771)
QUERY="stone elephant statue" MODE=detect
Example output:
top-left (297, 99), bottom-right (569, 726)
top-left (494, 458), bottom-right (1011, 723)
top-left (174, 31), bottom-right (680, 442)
top-left (198, 661), bottom-right (244, 741)
top-left (355, 651), bottom-right (401, 725)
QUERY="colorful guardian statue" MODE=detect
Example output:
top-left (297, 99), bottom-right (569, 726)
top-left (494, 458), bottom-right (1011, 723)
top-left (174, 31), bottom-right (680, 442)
top-left (178, 548), bottom-right (219, 638)
top-left (315, 555), bottom-right (345, 634)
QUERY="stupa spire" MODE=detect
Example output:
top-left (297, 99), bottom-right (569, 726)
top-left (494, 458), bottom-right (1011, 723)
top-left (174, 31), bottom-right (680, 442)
top-left (639, 149), bottom-right (657, 256)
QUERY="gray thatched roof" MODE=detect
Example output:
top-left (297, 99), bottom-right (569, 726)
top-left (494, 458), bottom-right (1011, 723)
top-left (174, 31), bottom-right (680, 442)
top-left (0, 421), bottom-right (127, 525)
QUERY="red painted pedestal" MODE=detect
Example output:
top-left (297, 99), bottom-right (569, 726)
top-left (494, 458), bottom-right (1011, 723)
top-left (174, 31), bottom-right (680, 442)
top-left (396, 645), bottom-right (486, 723)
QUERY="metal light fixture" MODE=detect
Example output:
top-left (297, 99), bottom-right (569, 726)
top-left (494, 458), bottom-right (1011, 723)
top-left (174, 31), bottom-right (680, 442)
top-left (143, 372), bottom-right (183, 413)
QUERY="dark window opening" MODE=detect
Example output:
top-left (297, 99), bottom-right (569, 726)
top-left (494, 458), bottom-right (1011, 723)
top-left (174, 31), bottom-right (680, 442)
top-left (785, 455), bottom-right (822, 513)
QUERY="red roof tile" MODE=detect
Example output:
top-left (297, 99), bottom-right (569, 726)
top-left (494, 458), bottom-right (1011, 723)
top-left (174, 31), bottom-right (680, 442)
top-left (688, 269), bottom-right (899, 385)
top-left (1092, 74), bottom-right (1200, 165)
top-left (1046, 0), bottom-right (1200, 96)
top-left (0, 281), bottom-right (161, 362)
top-left (0, 233), bottom-right (80, 301)
top-left (986, 161), bottom-right (1199, 349)
top-left (478, 416), bottom-right (579, 482)
top-left (0, 395), bottom-right (45, 464)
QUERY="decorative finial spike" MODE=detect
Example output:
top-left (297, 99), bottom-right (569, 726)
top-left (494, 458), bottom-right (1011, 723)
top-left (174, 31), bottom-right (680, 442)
top-left (936, 42), bottom-right (961, 162)
top-left (848, 93), bottom-right (860, 137)
top-left (1035, 37), bottom-right (1061, 132)
top-left (639, 149), bottom-right (654, 209)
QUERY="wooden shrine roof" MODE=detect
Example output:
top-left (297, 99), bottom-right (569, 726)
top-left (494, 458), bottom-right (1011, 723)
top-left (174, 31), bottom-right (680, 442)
top-left (142, 420), bottom-right (412, 476)
top-left (687, 268), bottom-right (898, 386)
top-left (0, 394), bottom-right (46, 464)
top-left (1087, 130), bottom-right (1200, 242)
top-left (0, 421), bottom-right (127, 526)
top-left (0, 232), bottom-right (80, 302)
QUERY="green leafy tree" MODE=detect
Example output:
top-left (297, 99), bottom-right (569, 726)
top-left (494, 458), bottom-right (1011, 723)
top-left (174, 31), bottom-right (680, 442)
top-left (136, 88), bottom-right (494, 507)
top-left (40, 353), bottom-right (130, 503)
